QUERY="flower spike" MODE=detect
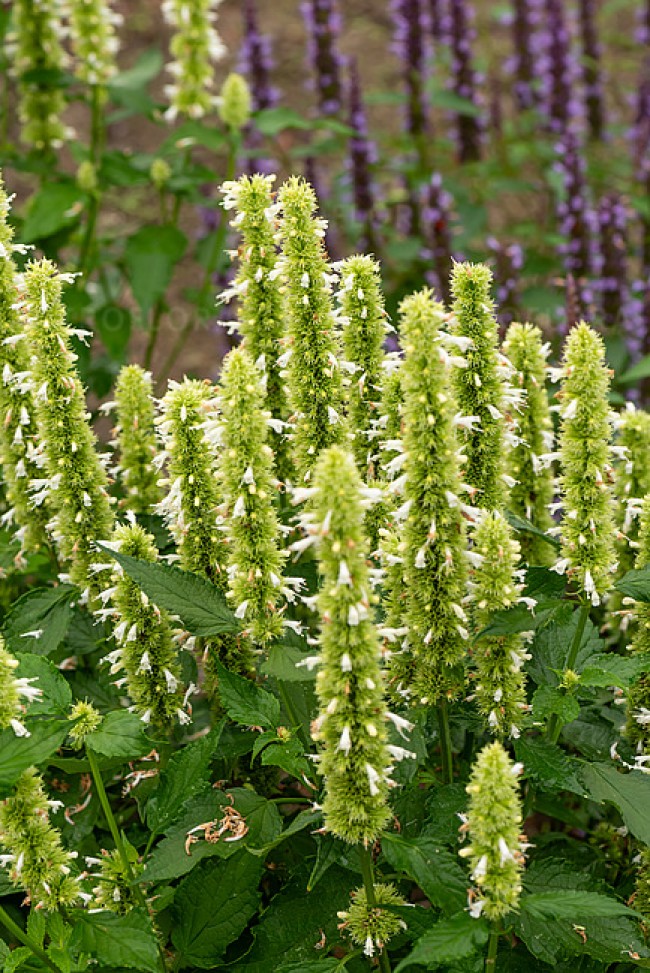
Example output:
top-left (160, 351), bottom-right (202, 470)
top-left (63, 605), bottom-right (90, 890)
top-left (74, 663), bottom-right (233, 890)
top-left (113, 365), bottom-right (161, 514)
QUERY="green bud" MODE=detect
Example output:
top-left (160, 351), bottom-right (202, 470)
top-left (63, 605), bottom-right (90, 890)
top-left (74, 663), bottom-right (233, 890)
top-left (162, 0), bottom-right (225, 122)
top-left (216, 348), bottom-right (286, 643)
top-left (85, 847), bottom-right (142, 915)
top-left (0, 768), bottom-right (80, 910)
top-left (471, 511), bottom-right (529, 738)
top-left (76, 159), bottom-right (98, 194)
top-left (460, 741), bottom-right (526, 920)
top-left (113, 365), bottom-right (161, 514)
top-left (0, 636), bottom-right (41, 738)
top-left (277, 177), bottom-right (346, 481)
top-left (338, 884), bottom-right (407, 958)
top-left (69, 0), bottom-right (120, 86)
top-left (218, 73), bottom-right (252, 131)
top-left (502, 323), bottom-right (554, 563)
top-left (556, 322), bottom-right (616, 606)
top-left (150, 157), bottom-right (172, 190)
top-left (68, 699), bottom-right (103, 748)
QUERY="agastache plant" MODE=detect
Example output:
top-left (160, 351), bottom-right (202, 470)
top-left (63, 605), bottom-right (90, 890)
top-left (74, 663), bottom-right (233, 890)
top-left (539, 0), bottom-right (581, 134)
top-left (391, 0), bottom-right (429, 143)
top-left (277, 177), bottom-right (346, 481)
top-left (553, 130), bottom-right (597, 322)
top-left (597, 194), bottom-right (630, 335)
top-left (615, 406), bottom-right (650, 570)
top-left (162, 0), bottom-right (226, 122)
top-left (20, 259), bottom-right (115, 595)
top-left (511, 0), bottom-right (542, 110)
top-left (301, 0), bottom-right (344, 116)
top-left (446, 0), bottom-right (483, 162)
top-left (422, 174), bottom-right (457, 306)
top-left (68, 0), bottom-right (121, 87)
top-left (240, 0), bottom-right (278, 113)
top-left (111, 365), bottom-right (161, 515)
top-left (347, 61), bottom-right (378, 251)
top-left (487, 238), bottom-right (523, 330)
top-left (0, 636), bottom-right (41, 738)
top-left (502, 323), bottom-right (554, 563)
top-left (215, 348), bottom-right (287, 644)
top-left (577, 0), bottom-right (605, 141)
top-left (625, 497), bottom-right (650, 756)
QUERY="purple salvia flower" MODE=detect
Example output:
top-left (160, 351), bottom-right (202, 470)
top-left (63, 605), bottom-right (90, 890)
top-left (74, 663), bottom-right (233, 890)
top-left (428, 0), bottom-right (447, 43)
top-left (239, 0), bottom-right (278, 176)
top-left (486, 237), bottom-right (524, 330)
top-left (553, 130), bottom-right (597, 321)
top-left (510, 0), bottom-right (542, 110)
top-left (301, 0), bottom-right (345, 116)
top-left (391, 0), bottom-right (429, 139)
top-left (597, 194), bottom-right (628, 333)
top-left (446, 0), bottom-right (483, 162)
top-left (421, 173), bottom-right (457, 305)
top-left (577, 0), bottom-right (605, 141)
top-left (630, 62), bottom-right (650, 275)
top-left (347, 60), bottom-right (378, 251)
top-left (539, 0), bottom-right (581, 134)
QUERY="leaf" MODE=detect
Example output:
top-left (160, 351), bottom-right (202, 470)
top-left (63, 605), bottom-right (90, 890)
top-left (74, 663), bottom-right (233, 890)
top-left (15, 655), bottom-right (71, 716)
top-left (254, 107), bottom-right (313, 136)
top-left (248, 807), bottom-right (322, 857)
top-left (97, 545), bottom-right (240, 636)
top-left (95, 304), bottom-right (132, 361)
top-left (22, 183), bottom-right (83, 241)
top-left (581, 652), bottom-right (650, 688)
top-left (478, 604), bottom-right (538, 638)
top-left (521, 891), bottom-right (639, 921)
top-left (580, 762), bottom-right (650, 844)
top-left (505, 510), bottom-right (560, 549)
top-left (0, 720), bottom-right (68, 791)
top-left (307, 835), bottom-right (359, 892)
top-left (524, 566), bottom-right (567, 602)
top-left (528, 606), bottom-right (602, 687)
top-left (514, 737), bottom-right (584, 795)
top-left (70, 910), bottom-right (160, 972)
top-left (618, 355), bottom-right (650, 385)
top-left (381, 834), bottom-right (467, 916)
top-left (260, 738), bottom-right (312, 781)
top-left (261, 635), bottom-right (317, 682)
top-left (615, 565), bottom-right (650, 602)
top-left (215, 661), bottom-right (280, 728)
top-left (532, 686), bottom-right (580, 725)
top-left (108, 49), bottom-right (163, 90)
top-left (394, 913), bottom-right (490, 971)
top-left (145, 722), bottom-right (224, 835)
top-left (85, 710), bottom-right (151, 760)
top-left (124, 225), bottom-right (187, 314)
top-left (171, 852), bottom-right (263, 968)
top-left (3, 586), bottom-right (75, 657)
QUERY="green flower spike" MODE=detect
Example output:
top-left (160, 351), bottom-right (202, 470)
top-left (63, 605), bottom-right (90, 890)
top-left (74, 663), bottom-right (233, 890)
top-left (625, 497), bottom-right (650, 754)
top-left (84, 847), bottom-right (142, 915)
top-left (0, 177), bottom-right (50, 556)
top-left (451, 262), bottom-right (518, 510)
top-left (216, 348), bottom-right (287, 644)
top-left (67, 700), bottom-right (103, 748)
top-left (277, 176), bottom-right (346, 481)
top-left (387, 290), bottom-right (469, 706)
top-left (459, 741), bottom-right (526, 920)
top-left (337, 254), bottom-right (390, 477)
top-left (0, 636), bottom-right (41, 738)
top-left (68, 0), bottom-right (121, 86)
top-left (100, 523), bottom-right (188, 729)
top-left (502, 322), bottom-right (555, 563)
top-left (10, 0), bottom-right (70, 149)
top-left (614, 405), bottom-right (650, 577)
top-left (305, 446), bottom-right (410, 845)
top-left (162, 0), bottom-right (226, 122)
top-left (0, 768), bottom-right (81, 910)
top-left (337, 884), bottom-right (407, 958)
top-left (220, 174), bottom-right (291, 483)
top-left (470, 511), bottom-right (530, 738)
top-left (21, 259), bottom-right (114, 595)
top-left (111, 365), bottom-right (161, 514)
top-left (218, 73), bottom-right (252, 131)
top-left (555, 322), bottom-right (617, 606)
top-left (375, 367), bottom-right (407, 631)
top-left (634, 848), bottom-right (650, 919)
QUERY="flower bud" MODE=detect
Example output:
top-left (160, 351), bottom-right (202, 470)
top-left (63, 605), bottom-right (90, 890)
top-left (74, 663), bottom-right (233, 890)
top-left (85, 847), bottom-right (142, 915)
top-left (626, 496), bottom-right (650, 752)
top-left (218, 73), bottom-right (252, 131)
top-left (338, 884), bottom-right (407, 957)
top-left (76, 160), bottom-right (98, 194)
top-left (68, 700), bottom-right (103, 748)
top-left (150, 158), bottom-right (172, 191)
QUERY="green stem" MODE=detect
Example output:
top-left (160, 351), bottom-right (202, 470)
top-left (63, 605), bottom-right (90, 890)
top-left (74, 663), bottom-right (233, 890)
top-left (437, 700), bottom-right (454, 784)
top-left (485, 927), bottom-right (500, 972)
top-left (359, 846), bottom-right (392, 973)
top-left (547, 598), bottom-right (590, 744)
top-left (0, 905), bottom-right (62, 973)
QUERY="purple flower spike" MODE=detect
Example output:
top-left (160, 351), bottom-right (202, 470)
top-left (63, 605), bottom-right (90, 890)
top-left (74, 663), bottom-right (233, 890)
top-left (391, 0), bottom-right (429, 138)
top-left (301, 0), bottom-right (345, 116)
top-left (428, 0), bottom-right (447, 43)
top-left (597, 194), bottom-right (628, 333)
top-left (511, 0), bottom-right (542, 110)
top-left (577, 0), bottom-right (605, 140)
top-left (239, 0), bottom-right (278, 175)
top-left (553, 130), bottom-right (597, 320)
top-left (539, 0), bottom-right (581, 134)
top-left (422, 173), bottom-right (458, 305)
top-left (347, 60), bottom-right (378, 251)
top-left (487, 237), bottom-right (524, 329)
top-left (630, 62), bottom-right (650, 274)
top-left (447, 0), bottom-right (483, 162)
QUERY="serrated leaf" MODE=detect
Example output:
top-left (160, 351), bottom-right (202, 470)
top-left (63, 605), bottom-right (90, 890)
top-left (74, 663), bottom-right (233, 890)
top-left (307, 835), bottom-right (359, 892)
top-left (261, 635), bottom-right (317, 682)
top-left (521, 891), bottom-right (638, 920)
top-left (171, 852), bottom-right (263, 968)
top-left (85, 710), bottom-right (151, 760)
top-left (70, 910), bottom-right (160, 972)
top-left (124, 225), bottom-right (187, 314)
top-left (15, 654), bottom-right (71, 716)
top-left (505, 510), bottom-right (560, 549)
top-left (524, 566), bottom-right (567, 602)
top-left (614, 565), bottom-right (650, 602)
top-left (580, 762), bottom-right (650, 844)
top-left (581, 652), bottom-right (650, 688)
top-left (0, 720), bottom-right (68, 791)
top-left (98, 546), bottom-right (239, 636)
top-left (215, 661), bottom-right (280, 728)
top-left (528, 606), bottom-right (602, 687)
top-left (248, 807), bottom-right (322, 857)
top-left (532, 686), bottom-right (580, 724)
top-left (394, 913), bottom-right (489, 971)
top-left (260, 738), bottom-right (312, 781)
top-left (22, 183), bottom-right (83, 241)
top-left (514, 737), bottom-right (584, 795)
top-left (381, 834), bottom-right (467, 916)
top-left (3, 586), bottom-right (75, 657)
top-left (478, 604), bottom-right (538, 638)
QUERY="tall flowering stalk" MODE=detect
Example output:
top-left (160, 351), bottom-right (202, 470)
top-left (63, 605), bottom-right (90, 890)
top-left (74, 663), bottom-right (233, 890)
top-left (553, 131), bottom-right (597, 322)
top-left (447, 0), bottom-right (483, 162)
top-left (21, 260), bottom-right (114, 595)
top-left (0, 637), bottom-right (41, 738)
top-left (459, 741), bottom-right (526, 921)
top-left (239, 0), bottom-right (278, 174)
top-left (470, 511), bottom-right (529, 738)
top-left (277, 177), bottom-right (346, 481)
top-left (511, 0), bottom-right (542, 110)
top-left (502, 323), bottom-right (554, 563)
top-left (626, 497), bottom-right (650, 755)
top-left (539, 0), bottom-right (581, 134)
top-left (428, 0), bottom-right (446, 42)
top-left (68, 0), bottom-right (121, 87)
top-left (112, 365), bottom-right (161, 515)
top-left (10, 0), bottom-right (70, 150)
top-left (577, 0), bottom-right (605, 141)
top-left (391, 0), bottom-right (429, 143)
top-left (221, 174), bottom-right (291, 483)
top-left (597, 194), bottom-right (629, 335)
top-left (0, 178), bottom-right (50, 556)
top-left (301, 0), bottom-right (344, 116)
top-left (347, 61), bottom-right (378, 251)
top-left (487, 238), bottom-right (523, 330)
top-left (162, 0), bottom-right (226, 122)
top-left (614, 406), bottom-right (650, 580)
top-left (422, 174), bottom-right (457, 306)
top-left (0, 768), bottom-right (80, 910)
top-left (216, 348), bottom-right (286, 644)
top-left (101, 523), bottom-right (188, 729)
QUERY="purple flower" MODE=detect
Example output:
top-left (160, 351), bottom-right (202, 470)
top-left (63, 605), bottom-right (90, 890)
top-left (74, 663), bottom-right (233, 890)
top-left (421, 174), bottom-right (458, 305)
top-left (486, 237), bottom-right (524, 329)
top-left (596, 193), bottom-right (628, 332)
top-left (539, 0), bottom-right (581, 134)
top-left (347, 60), bottom-right (378, 250)
top-left (428, 0), bottom-right (447, 42)
top-left (301, 0), bottom-right (345, 116)
top-left (445, 0), bottom-right (483, 162)
top-left (239, 0), bottom-right (278, 175)
top-left (577, 0), bottom-right (605, 140)
top-left (510, 0), bottom-right (542, 110)
top-left (391, 0), bottom-right (429, 138)
top-left (553, 130), bottom-right (597, 320)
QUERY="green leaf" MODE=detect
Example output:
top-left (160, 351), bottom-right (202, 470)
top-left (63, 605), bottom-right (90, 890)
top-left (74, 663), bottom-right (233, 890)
top-left (514, 737), bottom-right (584, 795)
top-left (261, 635), bottom-right (317, 682)
top-left (254, 107), bottom-right (313, 136)
top-left (521, 891), bottom-right (639, 921)
top-left (532, 686), bottom-right (580, 725)
top-left (260, 738), bottom-right (312, 781)
top-left (614, 565), bottom-right (650, 602)
top-left (307, 835), bottom-right (359, 892)
top-left (3, 585), bottom-right (75, 657)
top-left (108, 49), bottom-right (163, 91)
top-left (85, 710), bottom-right (151, 760)
top-left (394, 913), bottom-right (490, 971)
top-left (478, 604), bottom-right (538, 638)
top-left (145, 722), bottom-right (224, 835)
top-left (381, 834), bottom-right (467, 916)
top-left (528, 606), bottom-right (601, 687)
top-left (124, 225), bottom-right (187, 314)
top-left (248, 807), bottom-right (322, 857)
top-left (15, 655), bottom-right (72, 716)
top-left (215, 661), bottom-right (280, 728)
top-left (97, 545), bottom-right (240, 636)
top-left (618, 354), bottom-right (650, 385)
top-left (95, 304), bottom-right (132, 361)
top-left (505, 510), bottom-right (560, 549)
top-left (580, 762), bottom-right (650, 844)
top-left (0, 720), bottom-right (69, 791)
top-left (70, 910), bottom-right (160, 972)
top-left (524, 566), bottom-right (567, 602)
top-left (429, 88), bottom-right (483, 117)
top-left (581, 652), bottom-right (650, 688)
top-left (22, 183), bottom-right (83, 241)
top-left (172, 852), bottom-right (263, 968)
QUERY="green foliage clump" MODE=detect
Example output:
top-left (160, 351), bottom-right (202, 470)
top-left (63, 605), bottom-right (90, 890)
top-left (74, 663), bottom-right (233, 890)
top-left (112, 365), bottom-right (161, 514)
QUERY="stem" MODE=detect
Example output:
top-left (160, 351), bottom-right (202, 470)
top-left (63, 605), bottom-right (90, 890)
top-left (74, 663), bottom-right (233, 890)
top-left (547, 598), bottom-right (590, 744)
top-left (485, 927), bottom-right (500, 972)
top-left (0, 905), bottom-right (62, 973)
top-left (359, 846), bottom-right (392, 973)
top-left (437, 700), bottom-right (454, 784)
top-left (78, 86), bottom-right (105, 278)
top-left (143, 300), bottom-right (165, 370)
